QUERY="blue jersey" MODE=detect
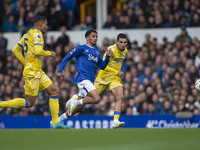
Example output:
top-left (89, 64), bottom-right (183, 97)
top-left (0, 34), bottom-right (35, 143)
top-left (58, 44), bottom-right (110, 83)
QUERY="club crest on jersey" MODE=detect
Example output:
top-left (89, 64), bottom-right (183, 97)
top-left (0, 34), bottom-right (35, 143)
top-left (88, 54), bottom-right (98, 63)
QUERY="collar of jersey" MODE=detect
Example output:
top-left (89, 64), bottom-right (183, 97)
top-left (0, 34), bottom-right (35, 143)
top-left (86, 44), bottom-right (95, 48)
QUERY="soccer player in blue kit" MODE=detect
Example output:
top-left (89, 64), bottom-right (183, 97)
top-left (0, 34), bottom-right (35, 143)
top-left (56, 29), bottom-right (113, 122)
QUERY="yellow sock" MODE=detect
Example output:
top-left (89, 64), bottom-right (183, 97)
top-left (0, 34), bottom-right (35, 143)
top-left (113, 110), bottom-right (120, 121)
top-left (49, 95), bottom-right (59, 124)
top-left (0, 98), bottom-right (29, 108)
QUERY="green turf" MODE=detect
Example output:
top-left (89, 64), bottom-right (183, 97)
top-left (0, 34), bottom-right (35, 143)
top-left (0, 129), bottom-right (200, 150)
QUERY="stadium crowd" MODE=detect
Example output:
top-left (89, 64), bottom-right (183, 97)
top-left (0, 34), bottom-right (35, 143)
top-left (1, 0), bottom-right (200, 32)
top-left (103, 0), bottom-right (200, 29)
top-left (0, 24), bottom-right (200, 116)
top-left (0, 0), bottom-right (200, 117)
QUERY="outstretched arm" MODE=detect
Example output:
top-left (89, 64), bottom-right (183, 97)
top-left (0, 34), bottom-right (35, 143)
top-left (57, 47), bottom-right (83, 74)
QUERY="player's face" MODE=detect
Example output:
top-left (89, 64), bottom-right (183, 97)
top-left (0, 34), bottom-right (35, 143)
top-left (87, 32), bottom-right (98, 47)
top-left (117, 38), bottom-right (127, 51)
top-left (40, 20), bottom-right (48, 33)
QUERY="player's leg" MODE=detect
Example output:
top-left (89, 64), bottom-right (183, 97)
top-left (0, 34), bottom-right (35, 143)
top-left (58, 88), bottom-right (86, 122)
top-left (63, 80), bottom-right (108, 118)
top-left (109, 82), bottom-right (125, 128)
top-left (112, 86), bottom-right (124, 115)
top-left (68, 80), bottom-right (101, 116)
top-left (43, 83), bottom-right (70, 128)
top-left (59, 95), bottom-right (84, 122)
top-left (43, 84), bottom-right (59, 124)
top-left (59, 105), bottom-right (85, 122)
top-left (0, 76), bottom-right (38, 108)
top-left (94, 79), bottom-right (108, 95)
top-left (0, 97), bottom-right (30, 108)
top-left (74, 80), bottom-right (108, 106)
top-left (40, 71), bottom-right (69, 128)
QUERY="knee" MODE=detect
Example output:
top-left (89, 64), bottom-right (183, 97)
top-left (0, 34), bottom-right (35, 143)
top-left (93, 95), bottom-right (101, 104)
top-left (28, 101), bottom-right (35, 107)
top-left (116, 94), bottom-right (124, 102)
top-left (25, 96), bottom-right (36, 107)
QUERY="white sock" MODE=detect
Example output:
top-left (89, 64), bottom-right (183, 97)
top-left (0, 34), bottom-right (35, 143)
top-left (114, 120), bottom-right (119, 123)
top-left (75, 99), bottom-right (83, 106)
top-left (58, 113), bottom-right (68, 122)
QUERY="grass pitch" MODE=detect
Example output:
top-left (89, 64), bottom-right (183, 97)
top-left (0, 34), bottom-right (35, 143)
top-left (0, 129), bottom-right (199, 150)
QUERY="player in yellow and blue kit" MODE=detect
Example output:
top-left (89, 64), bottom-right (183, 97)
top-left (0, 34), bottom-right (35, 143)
top-left (95, 33), bottom-right (128, 129)
top-left (0, 16), bottom-right (70, 129)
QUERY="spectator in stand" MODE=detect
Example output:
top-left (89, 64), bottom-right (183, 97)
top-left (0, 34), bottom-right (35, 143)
top-left (16, 7), bottom-right (26, 33)
top-left (2, 15), bottom-right (17, 32)
top-left (159, 100), bottom-right (172, 115)
top-left (61, 0), bottom-right (76, 30)
top-left (35, 4), bottom-right (49, 20)
top-left (0, 31), bottom-right (7, 71)
top-left (56, 26), bottom-right (70, 55)
top-left (139, 67), bottom-right (152, 84)
top-left (190, 13), bottom-right (200, 27)
top-left (152, 93), bottom-right (162, 114)
top-left (103, 14), bottom-right (115, 29)
top-left (25, 11), bottom-right (34, 30)
top-left (174, 26), bottom-right (192, 45)
top-left (194, 49), bottom-right (200, 68)
top-left (54, 0), bottom-right (68, 27)
top-left (127, 8), bottom-right (137, 28)
top-left (147, 103), bottom-right (155, 115)
top-left (148, 15), bottom-right (155, 28)
top-left (48, 6), bottom-right (60, 30)
top-left (85, 16), bottom-right (96, 29)
top-left (136, 15), bottom-right (148, 28)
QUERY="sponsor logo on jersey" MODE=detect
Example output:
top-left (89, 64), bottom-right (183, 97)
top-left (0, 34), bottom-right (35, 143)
top-left (88, 54), bottom-right (98, 63)
top-left (85, 49), bottom-right (89, 52)
top-left (114, 58), bottom-right (124, 62)
top-left (38, 34), bottom-right (41, 38)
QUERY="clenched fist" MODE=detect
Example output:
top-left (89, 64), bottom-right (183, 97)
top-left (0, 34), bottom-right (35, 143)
top-left (106, 48), bottom-right (113, 56)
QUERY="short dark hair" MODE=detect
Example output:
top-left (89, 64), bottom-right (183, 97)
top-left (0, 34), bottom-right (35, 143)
top-left (33, 16), bottom-right (46, 24)
top-left (85, 29), bottom-right (97, 38)
top-left (117, 33), bottom-right (127, 40)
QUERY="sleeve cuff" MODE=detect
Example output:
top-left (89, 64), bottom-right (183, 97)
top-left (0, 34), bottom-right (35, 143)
top-left (105, 55), bottom-right (111, 59)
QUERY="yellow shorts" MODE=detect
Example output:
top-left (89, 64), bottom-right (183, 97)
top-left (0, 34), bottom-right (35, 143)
top-left (94, 79), bottom-right (123, 94)
top-left (23, 70), bottom-right (52, 96)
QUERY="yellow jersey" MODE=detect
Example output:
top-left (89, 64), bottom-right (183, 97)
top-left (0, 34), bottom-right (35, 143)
top-left (96, 44), bottom-right (128, 84)
top-left (12, 28), bottom-right (51, 77)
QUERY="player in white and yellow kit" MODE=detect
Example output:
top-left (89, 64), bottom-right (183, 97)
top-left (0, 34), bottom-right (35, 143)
top-left (0, 16), bottom-right (70, 128)
top-left (95, 33), bottom-right (128, 129)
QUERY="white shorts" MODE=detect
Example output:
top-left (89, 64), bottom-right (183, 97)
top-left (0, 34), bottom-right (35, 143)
top-left (77, 80), bottom-right (96, 97)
